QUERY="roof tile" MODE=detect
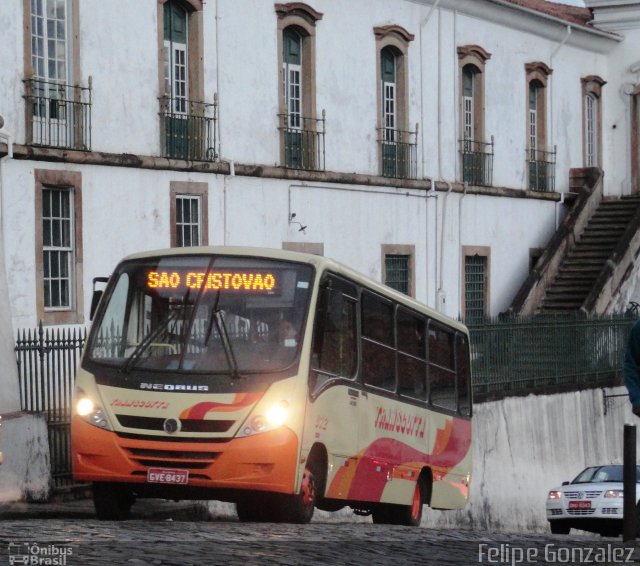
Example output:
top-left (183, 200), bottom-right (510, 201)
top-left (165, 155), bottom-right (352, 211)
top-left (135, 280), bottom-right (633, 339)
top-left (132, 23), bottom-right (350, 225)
top-left (501, 0), bottom-right (592, 26)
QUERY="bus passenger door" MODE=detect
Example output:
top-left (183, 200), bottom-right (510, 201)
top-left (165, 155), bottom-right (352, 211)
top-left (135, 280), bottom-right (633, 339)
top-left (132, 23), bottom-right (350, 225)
top-left (307, 275), bottom-right (360, 500)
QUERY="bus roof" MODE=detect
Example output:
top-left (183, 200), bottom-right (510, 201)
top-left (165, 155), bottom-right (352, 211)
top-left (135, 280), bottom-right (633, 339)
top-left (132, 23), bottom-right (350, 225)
top-left (119, 246), bottom-right (468, 334)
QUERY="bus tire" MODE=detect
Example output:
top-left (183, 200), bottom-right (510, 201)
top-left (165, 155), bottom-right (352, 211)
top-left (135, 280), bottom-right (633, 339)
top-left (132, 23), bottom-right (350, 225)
top-left (279, 460), bottom-right (319, 524)
top-left (236, 498), bottom-right (275, 522)
top-left (373, 480), bottom-right (424, 527)
top-left (93, 482), bottom-right (134, 521)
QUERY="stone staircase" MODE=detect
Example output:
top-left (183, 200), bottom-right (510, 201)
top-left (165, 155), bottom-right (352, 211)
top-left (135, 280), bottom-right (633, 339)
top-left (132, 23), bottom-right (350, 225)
top-left (540, 197), bottom-right (640, 312)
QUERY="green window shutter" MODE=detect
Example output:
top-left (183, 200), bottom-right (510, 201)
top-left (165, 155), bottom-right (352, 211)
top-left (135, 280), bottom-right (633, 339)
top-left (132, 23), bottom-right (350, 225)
top-left (283, 28), bottom-right (302, 65)
top-left (463, 66), bottom-right (474, 98)
top-left (381, 48), bottom-right (395, 83)
top-left (164, 1), bottom-right (187, 43)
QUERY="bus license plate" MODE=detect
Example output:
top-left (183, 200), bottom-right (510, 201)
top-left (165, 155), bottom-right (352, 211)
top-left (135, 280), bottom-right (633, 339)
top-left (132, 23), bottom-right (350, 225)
top-left (147, 468), bottom-right (189, 485)
top-left (568, 500), bottom-right (591, 510)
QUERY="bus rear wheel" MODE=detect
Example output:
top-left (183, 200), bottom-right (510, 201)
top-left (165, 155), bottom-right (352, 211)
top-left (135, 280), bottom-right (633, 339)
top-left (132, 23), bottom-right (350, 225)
top-left (371, 480), bottom-right (424, 527)
top-left (93, 482), bottom-right (134, 521)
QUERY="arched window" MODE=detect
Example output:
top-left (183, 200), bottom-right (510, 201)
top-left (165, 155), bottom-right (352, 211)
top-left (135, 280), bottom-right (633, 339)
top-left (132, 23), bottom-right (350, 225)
top-left (462, 65), bottom-right (478, 144)
top-left (457, 45), bottom-right (492, 186)
top-left (581, 76), bottom-right (605, 168)
top-left (164, 1), bottom-right (189, 114)
top-left (528, 79), bottom-right (543, 154)
top-left (374, 25), bottom-right (415, 179)
top-left (585, 93), bottom-right (598, 167)
top-left (158, 0), bottom-right (211, 161)
top-left (276, 3), bottom-right (323, 170)
top-left (525, 62), bottom-right (553, 191)
top-left (26, 0), bottom-right (89, 149)
top-left (283, 27), bottom-right (303, 131)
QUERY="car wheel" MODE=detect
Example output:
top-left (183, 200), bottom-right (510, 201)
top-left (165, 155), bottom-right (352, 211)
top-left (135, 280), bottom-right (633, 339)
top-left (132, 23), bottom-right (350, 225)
top-left (549, 520), bottom-right (570, 535)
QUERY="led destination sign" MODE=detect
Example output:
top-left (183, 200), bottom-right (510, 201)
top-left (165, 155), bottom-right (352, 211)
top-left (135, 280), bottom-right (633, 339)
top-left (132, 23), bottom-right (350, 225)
top-left (147, 270), bottom-right (278, 293)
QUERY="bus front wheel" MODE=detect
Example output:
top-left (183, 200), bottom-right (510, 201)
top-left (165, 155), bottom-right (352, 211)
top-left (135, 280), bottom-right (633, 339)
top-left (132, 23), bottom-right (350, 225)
top-left (279, 460), bottom-right (319, 524)
top-left (93, 482), bottom-right (134, 521)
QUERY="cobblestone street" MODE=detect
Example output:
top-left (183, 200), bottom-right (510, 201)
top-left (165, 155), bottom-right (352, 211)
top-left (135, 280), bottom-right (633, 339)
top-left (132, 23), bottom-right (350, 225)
top-left (1, 516), bottom-right (639, 566)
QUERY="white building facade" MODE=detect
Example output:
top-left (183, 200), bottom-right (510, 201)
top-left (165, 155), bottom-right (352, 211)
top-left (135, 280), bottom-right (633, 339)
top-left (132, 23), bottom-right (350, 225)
top-left (0, 0), bottom-right (640, 500)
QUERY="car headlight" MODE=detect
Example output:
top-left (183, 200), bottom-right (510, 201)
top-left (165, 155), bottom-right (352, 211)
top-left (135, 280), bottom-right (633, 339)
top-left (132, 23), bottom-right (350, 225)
top-left (604, 489), bottom-right (624, 498)
top-left (548, 490), bottom-right (562, 500)
top-left (75, 388), bottom-right (112, 431)
top-left (237, 400), bottom-right (290, 437)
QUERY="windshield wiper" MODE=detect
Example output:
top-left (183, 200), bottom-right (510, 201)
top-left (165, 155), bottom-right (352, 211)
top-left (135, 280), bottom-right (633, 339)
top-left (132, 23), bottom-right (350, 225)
top-left (183, 274), bottom-right (244, 380)
top-left (214, 309), bottom-right (242, 379)
top-left (121, 308), bottom-right (180, 373)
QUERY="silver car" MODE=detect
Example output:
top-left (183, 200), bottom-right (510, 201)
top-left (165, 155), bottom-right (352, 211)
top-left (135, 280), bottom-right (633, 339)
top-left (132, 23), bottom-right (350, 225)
top-left (546, 465), bottom-right (640, 536)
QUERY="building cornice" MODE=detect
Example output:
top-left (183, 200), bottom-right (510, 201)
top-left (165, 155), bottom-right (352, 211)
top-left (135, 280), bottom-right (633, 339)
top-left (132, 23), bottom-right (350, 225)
top-left (0, 143), bottom-right (565, 202)
top-left (405, 0), bottom-right (622, 52)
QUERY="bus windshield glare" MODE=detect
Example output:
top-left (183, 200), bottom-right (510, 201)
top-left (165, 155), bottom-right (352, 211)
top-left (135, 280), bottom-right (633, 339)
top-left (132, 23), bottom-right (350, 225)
top-left (87, 255), bottom-right (314, 374)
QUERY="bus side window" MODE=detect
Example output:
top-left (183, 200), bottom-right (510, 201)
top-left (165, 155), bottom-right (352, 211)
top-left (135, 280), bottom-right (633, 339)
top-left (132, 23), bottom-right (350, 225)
top-left (429, 323), bottom-right (456, 411)
top-left (361, 292), bottom-right (395, 391)
top-left (457, 333), bottom-right (472, 416)
top-left (397, 308), bottom-right (427, 401)
top-left (310, 276), bottom-right (357, 393)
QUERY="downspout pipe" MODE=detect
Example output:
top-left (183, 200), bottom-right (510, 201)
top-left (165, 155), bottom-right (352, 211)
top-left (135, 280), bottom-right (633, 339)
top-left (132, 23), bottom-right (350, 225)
top-left (458, 181), bottom-right (468, 318)
top-left (550, 25), bottom-right (571, 158)
top-left (0, 125), bottom-right (20, 414)
top-left (419, 0), bottom-right (441, 179)
top-left (437, 182), bottom-right (453, 313)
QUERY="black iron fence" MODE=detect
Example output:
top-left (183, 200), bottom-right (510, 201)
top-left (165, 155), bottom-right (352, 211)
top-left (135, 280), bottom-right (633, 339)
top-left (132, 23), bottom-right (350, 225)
top-left (460, 137), bottom-right (494, 187)
top-left (15, 323), bottom-right (86, 490)
top-left (469, 312), bottom-right (634, 398)
top-left (278, 111), bottom-right (326, 171)
top-left (23, 77), bottom-right (92, 151)
top-left (377, 126), bottom-right (418, 180)
top-left (527, 146), bottom-right (556, 192)
top-left (159, 96), bottom-right (217, 161)
top-left (12, 313), bottom-right (635, 488)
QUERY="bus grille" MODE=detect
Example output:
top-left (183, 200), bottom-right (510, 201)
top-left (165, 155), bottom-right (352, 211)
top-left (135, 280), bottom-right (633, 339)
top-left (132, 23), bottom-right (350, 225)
top-left (116, 414), bottom-right (234, 433)
top-left (125, 447), bottom-right (220, 470)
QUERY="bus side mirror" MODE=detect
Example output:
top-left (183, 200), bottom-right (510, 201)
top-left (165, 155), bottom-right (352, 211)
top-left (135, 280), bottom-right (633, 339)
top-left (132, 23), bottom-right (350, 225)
top-left (90, 277), bottom-right (109, 321)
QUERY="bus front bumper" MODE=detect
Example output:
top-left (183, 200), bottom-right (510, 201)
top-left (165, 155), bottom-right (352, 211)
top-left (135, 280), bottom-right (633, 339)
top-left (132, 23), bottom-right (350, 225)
top-left (71, 416), bottom-right (299, 495)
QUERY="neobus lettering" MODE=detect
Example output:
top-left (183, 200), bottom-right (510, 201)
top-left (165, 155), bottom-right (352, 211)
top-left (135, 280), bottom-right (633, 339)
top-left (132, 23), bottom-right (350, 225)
top-left (140, 383), bottom-right (209, 392)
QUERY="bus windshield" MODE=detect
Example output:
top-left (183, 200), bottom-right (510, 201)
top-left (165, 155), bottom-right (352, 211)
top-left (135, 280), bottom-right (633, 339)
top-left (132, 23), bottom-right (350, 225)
top-left (87, 254), bottom-right (314, 374)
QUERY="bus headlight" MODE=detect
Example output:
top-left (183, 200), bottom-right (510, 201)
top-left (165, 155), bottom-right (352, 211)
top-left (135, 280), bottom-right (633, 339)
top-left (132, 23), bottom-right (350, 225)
top-left (237, 400), bottom-right (289, 437)
top-left (75, 389), bottom-right (112, 431)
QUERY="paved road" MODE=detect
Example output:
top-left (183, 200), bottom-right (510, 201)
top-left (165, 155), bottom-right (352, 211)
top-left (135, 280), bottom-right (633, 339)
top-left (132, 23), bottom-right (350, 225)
top-left (1, 515), bottom-right (639, 566)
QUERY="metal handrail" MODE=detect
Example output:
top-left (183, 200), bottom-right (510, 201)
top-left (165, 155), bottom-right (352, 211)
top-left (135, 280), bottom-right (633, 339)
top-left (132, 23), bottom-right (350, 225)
top-left (277, 110), bottom-right (326, 171)
top-left (23, 77), bottom-right (92, 151)
top-left (159, 96), bottom-right (218, 161)
top-left (527, 145), bottom-right (557, 192)
top-left (377, 125), bottom-right (418, 179)
top-left (459, 136), bottom-right (494, 187)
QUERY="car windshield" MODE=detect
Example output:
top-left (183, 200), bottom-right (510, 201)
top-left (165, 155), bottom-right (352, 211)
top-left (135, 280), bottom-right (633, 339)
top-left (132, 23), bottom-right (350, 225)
top-left (87, 254), bottom-right (314, 374)
top-left (571, 465), bottom-right (640, 484)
